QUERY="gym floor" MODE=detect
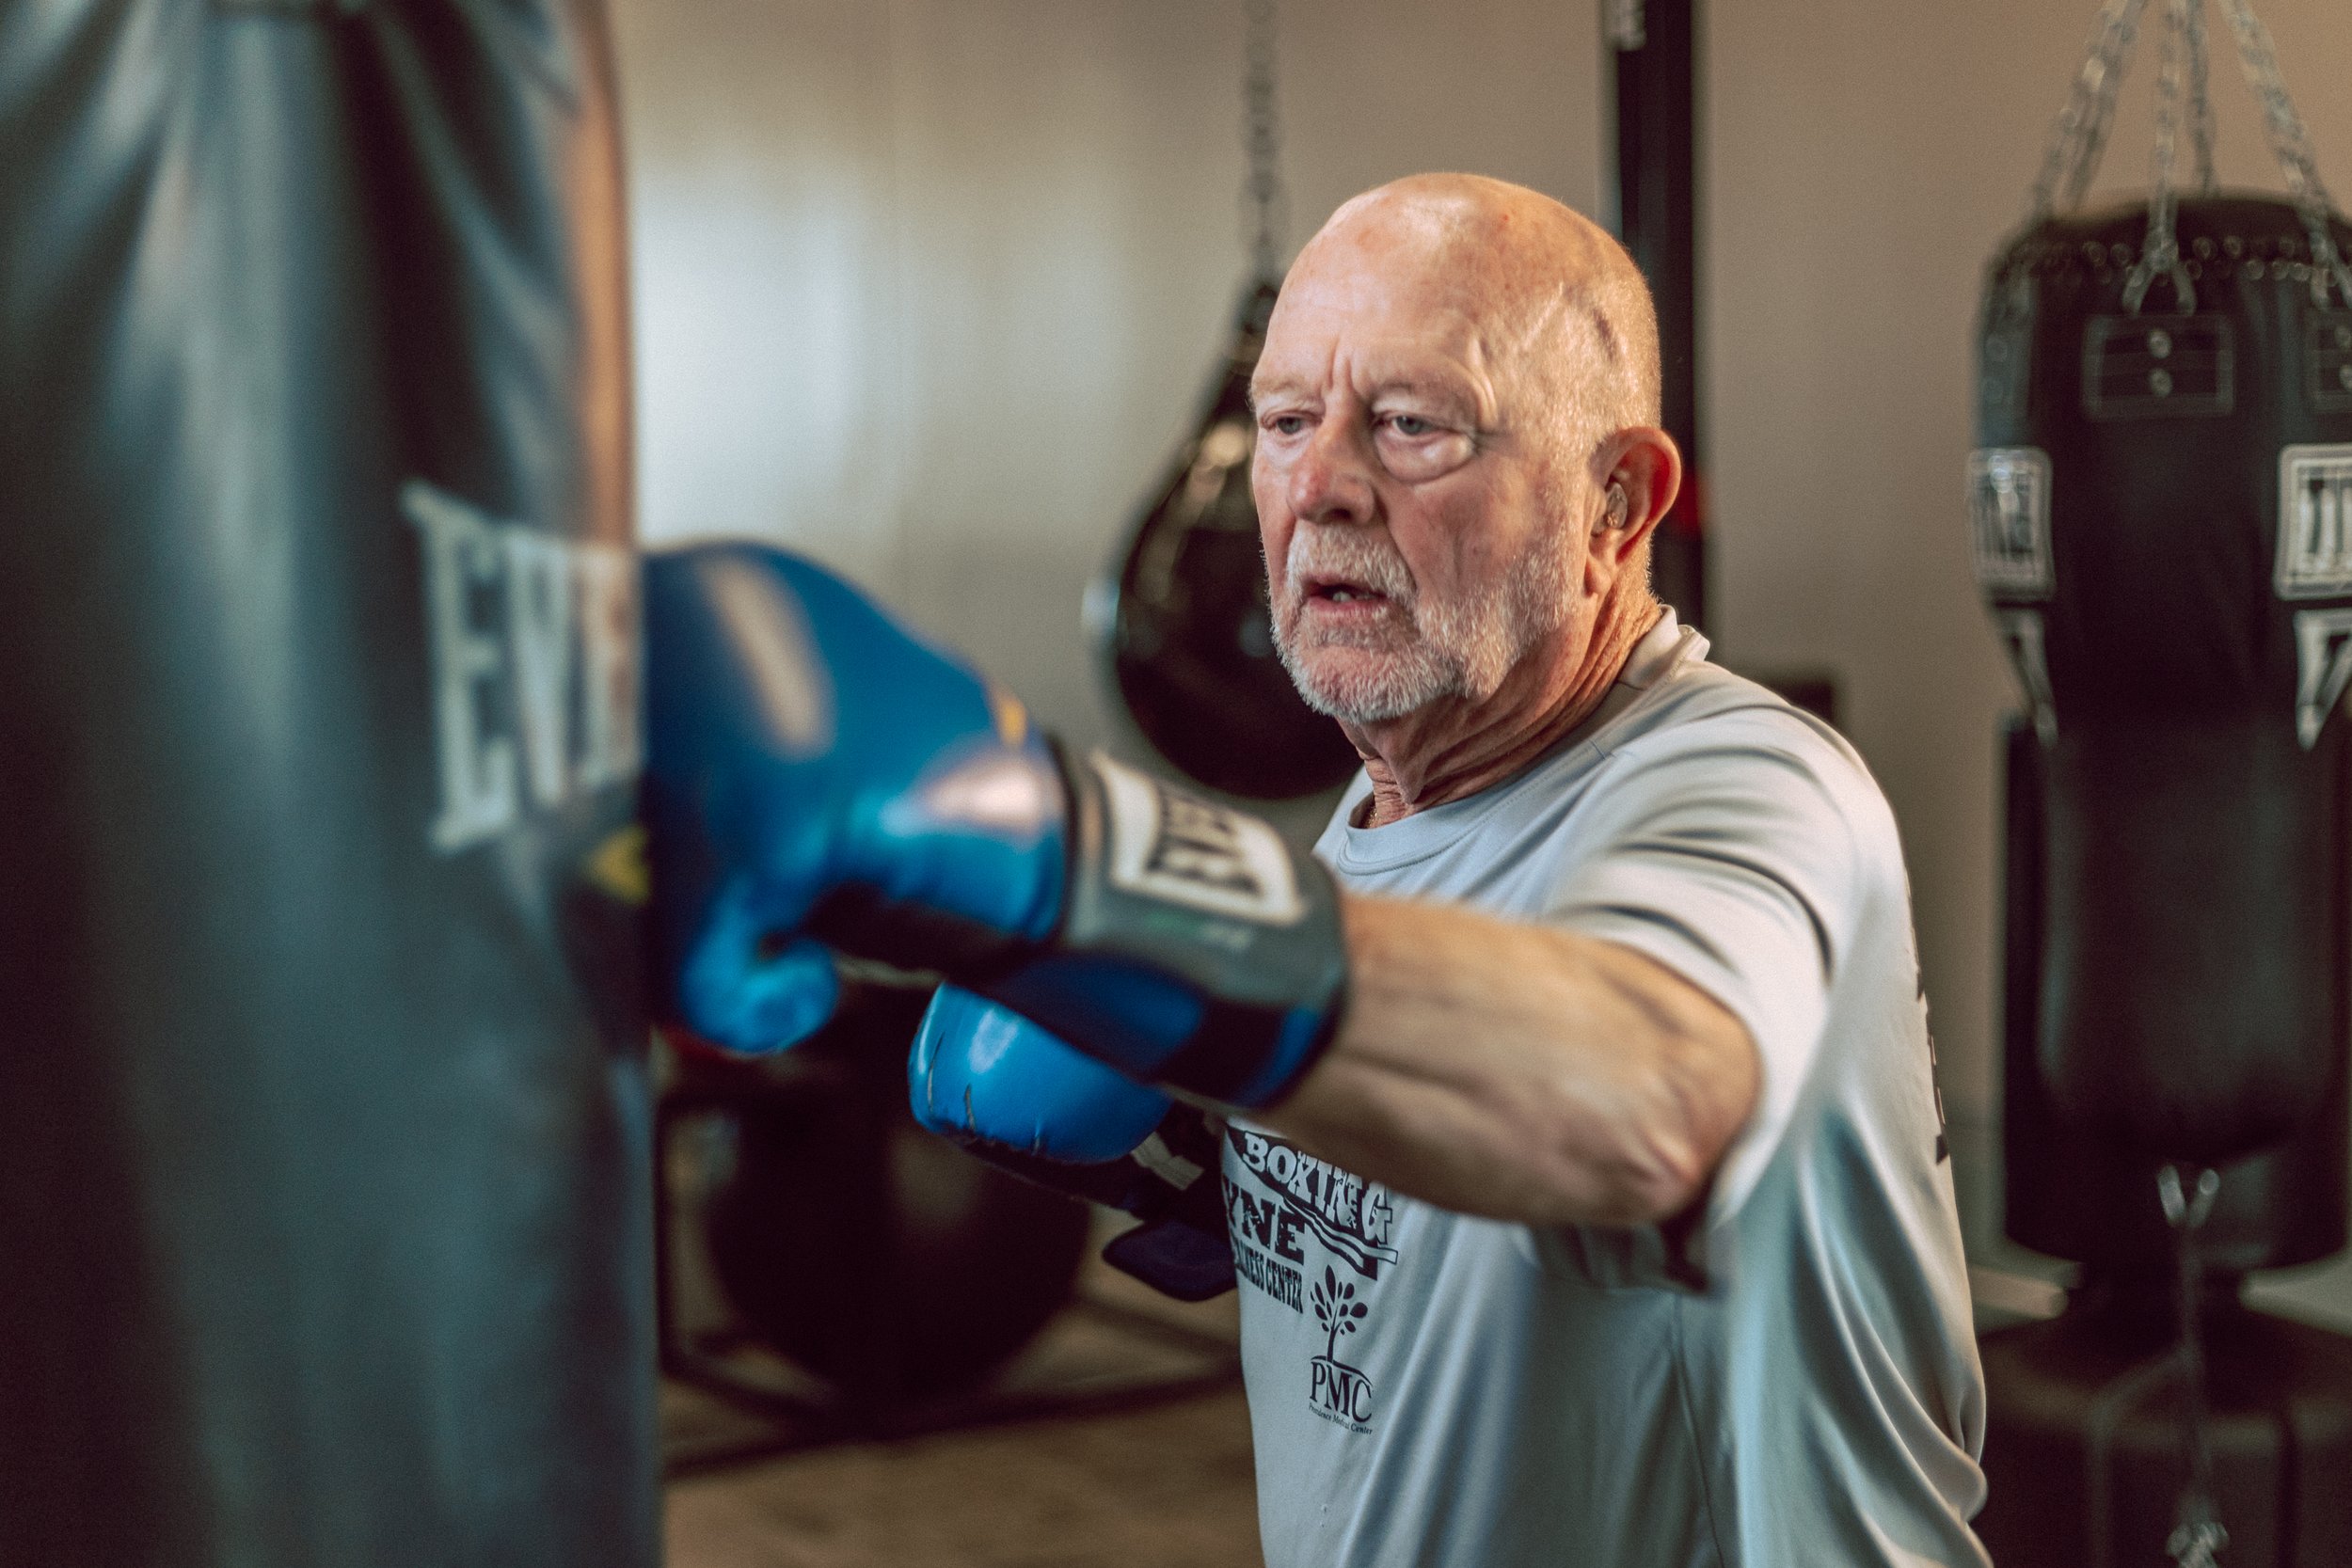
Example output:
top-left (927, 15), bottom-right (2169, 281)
top-left (662, 1263), bottom-right (1263, 1568)
top-left (654, 1122), bottom-right (2352, 1568)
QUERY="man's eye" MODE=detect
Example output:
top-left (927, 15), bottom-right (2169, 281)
top-left (1267, 413), bottom-right (1309, 436)
top-left (1386, 415), bottom-right (1435, 437)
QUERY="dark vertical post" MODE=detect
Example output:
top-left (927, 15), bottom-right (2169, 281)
top-left (1610, 0), bottom-right (1706, 631)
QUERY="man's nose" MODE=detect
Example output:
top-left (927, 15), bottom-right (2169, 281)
top-left (1286, 418), bottom-right (1380, 528)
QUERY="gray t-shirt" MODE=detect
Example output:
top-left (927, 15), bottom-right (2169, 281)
top-left (1225, 613), bottom-right (1989, 1567)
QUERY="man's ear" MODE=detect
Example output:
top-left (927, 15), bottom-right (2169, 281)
top-left (1586, 428), bottom-right (1682, 584)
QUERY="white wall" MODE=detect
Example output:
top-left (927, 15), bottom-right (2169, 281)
top-left (612, 0), bottom-right (2352, 1319)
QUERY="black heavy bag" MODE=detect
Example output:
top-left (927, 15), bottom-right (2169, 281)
top-left (689, 988), bottom-right (1093, 1406)
top-left (0, 5), bottom-right (653, 1566)
top-left (1096, 283), bottom-right (1360, 800)
top-left (1975, 193), bottom-right (2352, 1169)
top-left (2000, 719), bottom-right (2350, 1275)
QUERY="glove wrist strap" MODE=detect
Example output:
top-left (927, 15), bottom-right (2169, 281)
top-left (982, 748), bottom-right (1347, 1106)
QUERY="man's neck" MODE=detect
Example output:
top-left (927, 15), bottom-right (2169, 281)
top-left (1344, 595), bottom-right (1664, 829)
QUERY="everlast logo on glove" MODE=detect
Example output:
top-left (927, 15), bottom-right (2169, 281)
top-left (1093, 752), bottom-right (1304, 927)
top-left (1037, 749), bottom-right (1347, 1106)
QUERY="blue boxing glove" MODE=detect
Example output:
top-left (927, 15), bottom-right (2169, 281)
top-left (644, 542), bottom-right (1347, 1107)
top-left (910, 984), bottom-right (1172, 1162)
top-left (911, 986), bottom-right (1236, 1302)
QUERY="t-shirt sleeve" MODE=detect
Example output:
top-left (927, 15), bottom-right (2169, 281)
top-left (1542, 708), bottom-right (1865, 1273)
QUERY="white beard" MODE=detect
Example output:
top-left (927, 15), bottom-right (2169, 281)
top-left (1271, 524), bottom-right (1573, 724)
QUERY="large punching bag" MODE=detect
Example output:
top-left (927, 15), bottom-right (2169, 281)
top-left (1979, 192), bottom-right (2352, 1260)
top-left (1972, 0), bottom-right (2352, 1251)
top-left (0, 5), bottom-right (654, 1566)
top-left (1970, 6), bottom-right (2352, 1563)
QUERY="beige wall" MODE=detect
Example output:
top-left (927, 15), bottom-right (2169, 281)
top-left (612, 0), bottom-right (2352, 1316)
top-left (612, 0), bottom-right (1602, 764)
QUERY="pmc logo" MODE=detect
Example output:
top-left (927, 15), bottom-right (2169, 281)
top-left (1308, 1267), bottom-right (1375, 1431)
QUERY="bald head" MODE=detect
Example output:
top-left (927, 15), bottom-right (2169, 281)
top-left (1286, 174), bottom-right (1661, 455)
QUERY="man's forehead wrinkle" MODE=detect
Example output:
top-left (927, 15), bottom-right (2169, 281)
top-left (1277, 173), bottom-right (1664, 429)
top-left (1353, 343), bottom-right (1498, 427)
top-left (1254, 332), bottom-right (1499, 428)
top-left (1248, 358), bottom-right (1329, 410)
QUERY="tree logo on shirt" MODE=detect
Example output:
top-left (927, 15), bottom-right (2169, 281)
top-left (1309, 1266), bottom-right (1375, 1428)
top-left (1226, 1128), bottom-right (1392, 1433)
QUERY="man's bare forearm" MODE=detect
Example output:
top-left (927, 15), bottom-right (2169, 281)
top-left (1258, 895), bottom-right (1761, 1228)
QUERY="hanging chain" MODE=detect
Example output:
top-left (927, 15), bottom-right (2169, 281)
top-left (2065, 0), bottom-right (2152, 211)
top-left (2030, 0), bottom-right (2151, 221)
top-left (1243, 0), bottom-right (1287, 282)
top-left (2157, 1164), bottom-right (2228, 1568)
top-left (2021, 0), bottom-right (2349, 309)
top-left (1606, 0), bottom-right (1646, 52)
top-left (2216, 0), bottom-right (2352, 307)
top-left (2126, 0), bottom-right (2199, 313)
top-left (2185, 0), bottom-right (2217, 193)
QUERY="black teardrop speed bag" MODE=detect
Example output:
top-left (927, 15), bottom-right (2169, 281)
top-left (0, 4), bottom-right (654, 1565)
top-left (1100, 282), bottom-right (1361, 800)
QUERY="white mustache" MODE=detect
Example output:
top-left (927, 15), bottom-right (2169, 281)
top-left (1282, 528), bottom-right (1417, 606)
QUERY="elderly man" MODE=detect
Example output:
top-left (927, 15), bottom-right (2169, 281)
top-left (645, 175), bottom-right (1988, 1566)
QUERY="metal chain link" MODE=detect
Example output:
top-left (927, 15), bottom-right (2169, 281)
top-left (2185, 0), bottom-right (2217, 193)
top-left (2022, 0), bottom-right (2349, 309)
top-left (2157, 1165), bottom-right (2228, 1568)
top-left (2126, 0), bottom-right (2199, 312)
top-left (1242, 0), bottom-right (1287, 281)
top-left (2030, 0), bottom-right (2151, 219)
top-left (2216, 0), bottom-right (2352, 306)
top-left (1605, 0), bottom-right (1646, 52)
top-left (2066, 0), bottom-right (2153, 211)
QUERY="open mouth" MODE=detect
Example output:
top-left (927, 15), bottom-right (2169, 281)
top-left (1302, 574), bottom-right (1393, 608)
